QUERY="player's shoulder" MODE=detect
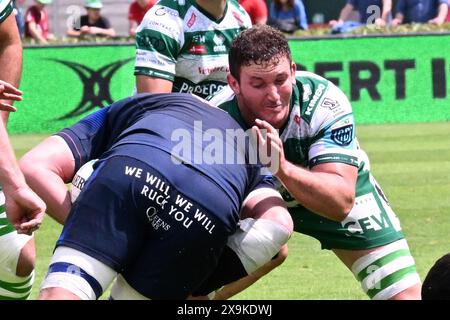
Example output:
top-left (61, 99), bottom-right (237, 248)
top-left (295, 71), bottom-right (353, 131)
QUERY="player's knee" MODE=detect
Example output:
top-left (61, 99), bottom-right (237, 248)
top-left (228, 218), bottom-right (291, 274)
top-left (16, 239), bottom-right (36, 277)
top-left (0, 230), bottom-right (35, 299)
top-left (40, 246), bottom-right (117, 300)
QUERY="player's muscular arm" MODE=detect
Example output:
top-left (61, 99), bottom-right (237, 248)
top-left (0, 13), bottom-right (22, 122)
top-left (136, 75), bottom-right (173, 93)
top-left (254, 119), bottom-right (357, 222)
top-left (276, 161), bottom-right (357, 222)
top-left (20, 136), bottom-right (75, 224)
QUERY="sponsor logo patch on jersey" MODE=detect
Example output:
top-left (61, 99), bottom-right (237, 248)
top-left (331, 124), bottom-right (353, 146)
top-left (188, 45), bottom-right (206, 54)
top-left (192, 34), bottom-right (205, 43)
top-left (154, 7), bottom-right (179, 17)
top-left (305, 83), bottom-right (325, 116)
top-left (321, 98), bottom-right (339, 110)
top-left (187, 12), bottom-right (197, 28)
top-left (213, 34), bottom-right (226, 52)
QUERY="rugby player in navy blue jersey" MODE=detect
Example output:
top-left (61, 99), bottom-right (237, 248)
top-left (20, 93), bottom-right (292, 299)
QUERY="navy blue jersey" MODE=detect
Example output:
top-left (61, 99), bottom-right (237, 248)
top-left (55, 93), bottom-right (275, 299)
top-left (58, 93), bottom-right (273, 228)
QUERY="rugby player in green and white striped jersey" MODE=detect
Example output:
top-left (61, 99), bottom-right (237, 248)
top-left (134, 0), bottom-right (252, 98)
top-left (0, 0), bottom-right (45, 300)
top-left (134, 1), bottom-right (294, 300)
top-left (209, 25), bottom-right (422, 299)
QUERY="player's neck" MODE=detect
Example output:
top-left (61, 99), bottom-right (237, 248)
top-left (196, 0), bottom-right (227, 20)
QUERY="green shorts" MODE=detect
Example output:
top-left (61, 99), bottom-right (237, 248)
top-left (286, 170), bottom-right (404, 250)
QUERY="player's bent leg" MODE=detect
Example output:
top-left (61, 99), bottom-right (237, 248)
top-left (333, 239), bottom-right (421, 300)
top-left (0, 191), bottom-right (35, 300)
top-left (228, 217), bottom-right (292, 275)
top-left (16, 238), bottom-right (35, 277)
top-left (39, 246), bottom-right (117, 300)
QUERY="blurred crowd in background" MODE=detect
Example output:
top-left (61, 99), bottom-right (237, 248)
top-left (11, 0), bottom-right (450, 43)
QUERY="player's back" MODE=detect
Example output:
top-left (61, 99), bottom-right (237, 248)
top-left (103, 93), bottom-right (266, 221)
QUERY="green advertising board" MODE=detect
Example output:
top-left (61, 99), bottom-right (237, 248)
top-left (9, 45), bottom-right (135, 133)
top-left (8, 34), bottom-right (450, 133)
top-left (290, 34), bottom-right (450, 124)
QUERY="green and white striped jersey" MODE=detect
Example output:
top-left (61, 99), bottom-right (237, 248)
top-left (210, 71), bottom-right (404, 250)
top-left (134, 0), bottom-right (251, 98)
top-left (0, 0), bottom-right (13, 23)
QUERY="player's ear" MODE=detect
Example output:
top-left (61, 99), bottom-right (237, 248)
top-left (290, 63), bottom-right (296, 84)
top-left (227, 73), bottom-right (240, 95)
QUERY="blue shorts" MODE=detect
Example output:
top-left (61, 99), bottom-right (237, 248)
top-left (58, 154), bottom-right (236, 299)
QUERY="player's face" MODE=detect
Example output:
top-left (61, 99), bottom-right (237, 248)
top-left (229, 56), bottom-right (295, 129)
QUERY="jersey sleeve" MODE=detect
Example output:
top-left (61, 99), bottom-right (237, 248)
top-left (54, 95), bottom-right (144, 172)
top-left (134, 3), bottom-right (182, 82)
top-left (0, 0), bottom-right (13, 23)
top-left (246, 167), bottom-right (277, 197)
top-left (55, 108), bottom-right (110, 172)
top-left (308, 83), bottom-right (359, 168)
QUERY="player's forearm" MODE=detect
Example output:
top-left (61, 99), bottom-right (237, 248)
top-left (0, 123), bottom-right (26, 189)
top-left (0, 39), bottom-right (22, 86)
top-left (275, 161), bottom-right (355, 221)
top-left (19, 163), bottom-right (71, 225)
top-left (19, 136), bottom-right (76, 225)
top-left (0, 16), bottom-right (22, 123)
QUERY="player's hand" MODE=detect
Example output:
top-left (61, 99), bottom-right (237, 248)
top-left (4, 185), bottom-right (46, 235)
top-left (0, 80), bottom-right (22, 112)
top-left (252, 119), bottom-right (285, 175)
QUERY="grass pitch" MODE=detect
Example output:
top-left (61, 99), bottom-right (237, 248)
top-left (10, 122), bottom-right (450, 300)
